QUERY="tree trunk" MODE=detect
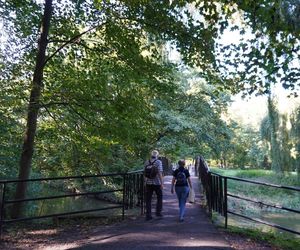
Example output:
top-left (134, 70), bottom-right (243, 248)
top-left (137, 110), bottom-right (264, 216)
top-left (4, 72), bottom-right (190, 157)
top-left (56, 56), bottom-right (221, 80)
top-left (11, 0), bottom-right (53, 219)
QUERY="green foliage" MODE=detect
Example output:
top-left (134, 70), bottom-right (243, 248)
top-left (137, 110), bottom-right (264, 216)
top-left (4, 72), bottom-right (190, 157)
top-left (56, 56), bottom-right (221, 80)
top-left (0, 0), bottom-right (299, 180)
top-left (290, 107), bottom-right (300, 177)
top-left (280, 114), bottom-right (293, 172)
top-left (213, 121), bottom-right (268, 169)
top-left (212, 167), bottom-right (299, 186)
top-left (216, 0), bottom-right (300, 96)
top-left (151, 69), bottom-right (233, 160)
top-left (0, 111), bottom-right (23, 178)
top-left (259, 97), bottom-right (300, 174)
top-left (1, 0), bottom-right (183, 177)
top-left (268, 96), bottom-right (282, 172)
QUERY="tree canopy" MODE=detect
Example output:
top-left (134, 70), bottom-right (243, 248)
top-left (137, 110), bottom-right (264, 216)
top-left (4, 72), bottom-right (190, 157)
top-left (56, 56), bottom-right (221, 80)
top-left (0, 0), bottom-right (299, 177)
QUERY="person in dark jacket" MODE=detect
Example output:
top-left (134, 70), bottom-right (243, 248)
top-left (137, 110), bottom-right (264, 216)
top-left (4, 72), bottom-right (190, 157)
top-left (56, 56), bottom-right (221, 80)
top-left (171, 159), bottom-right (192, 222)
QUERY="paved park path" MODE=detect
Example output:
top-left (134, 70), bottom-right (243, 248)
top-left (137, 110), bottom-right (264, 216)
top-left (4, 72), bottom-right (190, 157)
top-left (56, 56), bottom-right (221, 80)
top-left (69, 176), bottom-right (233, 250)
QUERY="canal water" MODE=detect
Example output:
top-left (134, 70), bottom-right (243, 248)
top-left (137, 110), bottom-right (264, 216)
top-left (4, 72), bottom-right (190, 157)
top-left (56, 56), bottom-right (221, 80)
top-left (216, 210), bottom-right (300, 238)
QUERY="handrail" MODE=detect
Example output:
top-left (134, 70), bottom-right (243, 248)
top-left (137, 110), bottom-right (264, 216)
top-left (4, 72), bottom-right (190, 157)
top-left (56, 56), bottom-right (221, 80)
top-left (228, 211), bottom-right (300, 235)
top-left (0, 172), bottom-right (125, 184)
top-left (4, 206), bottom-right (123, 224)
top-left (211, 172), bottom-right (300, 192)
top-left (195, 155), bottom-right (300, 236)
top-left (227, 193), bottom-right (300, 214)
top-left (4, 189), bottom-right (123, 204)
top-left (0, 170), bottom-right (145, 238)
top-left (127, 170), bottom-right (143, 174)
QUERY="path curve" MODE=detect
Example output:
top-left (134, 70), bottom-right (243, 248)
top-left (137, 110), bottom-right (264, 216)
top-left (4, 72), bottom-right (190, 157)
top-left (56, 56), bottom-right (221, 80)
top-left (68, 176), bottom-right (233, 250)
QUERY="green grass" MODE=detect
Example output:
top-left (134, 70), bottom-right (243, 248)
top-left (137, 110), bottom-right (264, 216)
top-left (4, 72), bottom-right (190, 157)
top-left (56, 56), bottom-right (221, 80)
top-left (210, 167), bottom-right (300, 186)
top-left (210, 167), bottom-right (300, 209)
top-left (221, 225), bottom-right (300, 250)
top-left (212, 212), bottom-right (300, 250)
top-left (209, 167), bottom-right (300, 241)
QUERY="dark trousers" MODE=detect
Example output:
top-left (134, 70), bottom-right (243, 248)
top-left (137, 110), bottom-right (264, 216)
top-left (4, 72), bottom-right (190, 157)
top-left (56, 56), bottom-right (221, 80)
top-left (145, 184), bottom-right (162, 218)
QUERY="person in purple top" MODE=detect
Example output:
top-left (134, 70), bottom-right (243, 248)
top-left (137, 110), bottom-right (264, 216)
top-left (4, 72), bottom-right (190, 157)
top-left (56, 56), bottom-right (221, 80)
top-left (171, 159), bottom-right (193, 222)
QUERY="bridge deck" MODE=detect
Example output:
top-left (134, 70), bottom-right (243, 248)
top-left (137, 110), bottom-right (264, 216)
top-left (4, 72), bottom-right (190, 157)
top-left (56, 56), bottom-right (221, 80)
top-left (70, 176), bottom-right (232, 250)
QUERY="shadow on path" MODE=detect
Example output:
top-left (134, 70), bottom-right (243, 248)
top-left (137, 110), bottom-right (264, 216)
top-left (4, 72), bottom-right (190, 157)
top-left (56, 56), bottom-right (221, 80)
top-left (68, 176), bottom-right (232, 250)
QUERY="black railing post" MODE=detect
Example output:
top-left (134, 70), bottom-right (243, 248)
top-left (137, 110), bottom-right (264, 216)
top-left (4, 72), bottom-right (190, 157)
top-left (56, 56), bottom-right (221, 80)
top-left (0, 183), bottom-right (6, 238)
top-left (212, 175), bottom-right (216, 211)
top-left (122, 174), bottom-right (126, 220)
top-left (134, 174), bottom-right (137, 206)
top-left (224, 177), bottom-right (228, 228)
top-left (140, 174), bottom-right (144, 215)
top-left (128, 175), bottom-right (132, 209)
top-left (210, 175), bottom-right (213, 211)
top-left (130, 174), bottom-right (134, 208)
top-left (208, 172), bottom-right (212, 218)
top-left (219, 176), bottom-right (223, 215)
top-left (217, 176), bottom-right (221, 213)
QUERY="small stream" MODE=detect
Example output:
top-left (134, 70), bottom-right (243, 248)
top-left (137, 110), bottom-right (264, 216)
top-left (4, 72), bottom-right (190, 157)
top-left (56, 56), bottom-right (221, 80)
top-left (35, 195), bottom-right (121, 217)
top-left (2, 175), bottom-right (127, 222)
top-left (259, 211), bottom-right (300, 233)
top-left (4, 187), bottom-right (123, 220)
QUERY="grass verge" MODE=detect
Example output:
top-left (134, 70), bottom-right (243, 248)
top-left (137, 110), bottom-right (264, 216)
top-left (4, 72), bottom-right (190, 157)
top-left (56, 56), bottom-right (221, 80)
top-left (219, 225), bottom-right (300, 250)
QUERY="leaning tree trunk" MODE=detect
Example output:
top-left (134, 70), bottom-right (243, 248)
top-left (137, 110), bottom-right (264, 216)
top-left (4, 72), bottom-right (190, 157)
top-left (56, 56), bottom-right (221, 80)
top-left (11, 0), bottom-right (53, 219)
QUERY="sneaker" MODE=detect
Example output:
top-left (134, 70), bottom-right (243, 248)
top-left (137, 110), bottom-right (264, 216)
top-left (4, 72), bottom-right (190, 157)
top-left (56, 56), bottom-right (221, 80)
top-left (179, 218), bottom-right (184, 222)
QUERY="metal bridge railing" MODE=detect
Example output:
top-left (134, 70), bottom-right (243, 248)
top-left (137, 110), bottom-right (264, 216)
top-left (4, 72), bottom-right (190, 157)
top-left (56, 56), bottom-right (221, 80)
top-left (0, 170), bottom-right (144, 236)
top-left (195, 155), bottom-right (300, 236)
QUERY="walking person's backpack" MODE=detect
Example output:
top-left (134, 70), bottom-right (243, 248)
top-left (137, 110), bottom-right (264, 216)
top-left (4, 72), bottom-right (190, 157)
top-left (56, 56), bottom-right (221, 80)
top-left (176, 170), bottom-right (187, 185)
top-left (144, 159), bottom-right (158, 179)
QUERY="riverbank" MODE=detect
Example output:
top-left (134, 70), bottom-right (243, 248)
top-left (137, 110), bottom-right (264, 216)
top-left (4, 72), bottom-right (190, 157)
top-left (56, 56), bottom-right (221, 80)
top-left (209, 167), bottom-right (300, 249)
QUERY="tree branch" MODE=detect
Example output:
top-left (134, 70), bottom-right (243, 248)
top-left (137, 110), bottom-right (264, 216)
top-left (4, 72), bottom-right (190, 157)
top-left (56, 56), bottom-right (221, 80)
top-left (68, 105), bottom-right (102, 129)
top-left (40, 98), bottom-right (114, 108)
top-left (40, 101), bottom-right (62, 127)
top-left (48, 39), bottom-right (70, 43)
top-left (40, 101), bottom-right (70, 107)
top-left (44, 21), bottom-right (108, 66)
top-left (152, 129), bottom-right (172, 144)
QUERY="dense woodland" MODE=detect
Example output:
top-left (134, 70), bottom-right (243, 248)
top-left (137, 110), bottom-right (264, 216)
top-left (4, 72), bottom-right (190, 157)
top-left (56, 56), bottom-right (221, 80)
top-left (0, 0), bottom-right (300, 217)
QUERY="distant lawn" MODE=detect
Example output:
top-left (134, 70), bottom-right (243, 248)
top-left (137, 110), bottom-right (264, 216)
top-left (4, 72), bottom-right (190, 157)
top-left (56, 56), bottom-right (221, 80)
top-left (209, 167), bottom-right (300, 211)
top-left (210, 167), bottom-right (300, 187)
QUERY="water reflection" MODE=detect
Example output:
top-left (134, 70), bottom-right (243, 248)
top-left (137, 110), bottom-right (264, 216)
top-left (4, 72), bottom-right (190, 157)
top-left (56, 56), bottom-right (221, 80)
top-left (225, 212), bottom-right (300, 237)
top-left (22, 195), bottom-right (122, 219)
top-left (260, 212), bottom-right (300, 233)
